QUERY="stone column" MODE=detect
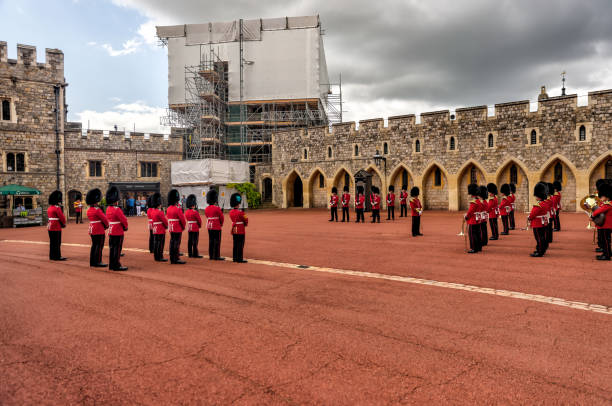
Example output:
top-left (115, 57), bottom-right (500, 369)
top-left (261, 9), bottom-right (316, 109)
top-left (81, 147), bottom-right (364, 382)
top-left (574, 170), bottom-right (590, 212)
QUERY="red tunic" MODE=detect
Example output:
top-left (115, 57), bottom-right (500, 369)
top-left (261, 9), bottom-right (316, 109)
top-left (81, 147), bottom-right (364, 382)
top-left (167, 204), bottom-right (186, 233)
top-left (152, 208), bottom-right (168, 235)
top-left (355, 194), bottom-right (365, 209)
top-left (487, 195), bottom-right (499, 218)
top-left (499, 196), bottom-right (512, 216)
top-left (47, 205), bottom-right (66, 231)
top-left (386, 193), bottom-right (395, 207)
top-left (230, 209), bottom-right (248, 235)
top-left (329, 195), bottom-right (339, 208)
top-left (399, 191), bottom-right (408, 205)
top-left (87, 206), bottom-right (108, 235)
top-left (554, 192), bottom-right (562, 211)
top-left (106, 205), bottom-right (128, 236)
top-left (370, 195), bottom-right (381, 210)
top-left (147, 207), bottom-right (153, 230)
top-left (204, 205), bottom-right (224, 231)
top-left (528, 201), bottom-right (548, 228)
top-left (592, 201), bottom-right (612, 229)
top-left (409, 197), bottom-right (422, 217)
top-left (341, 193), bottom-right (350, 208)
top-left (509, 194), bottom-right (516, 211)
top-left (465, 197), bottom-right (480, 225)
top-left (185, 209), bottom-right (202, 232)
top-left (477, 198), bottom-right (487, 223)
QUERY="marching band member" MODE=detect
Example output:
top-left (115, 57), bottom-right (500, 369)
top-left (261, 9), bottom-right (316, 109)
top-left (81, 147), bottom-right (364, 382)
top-left (146, 195), bottom-right (154, 254)
top-left (185, 194), bottom-right (203, 258)
top-left (86, 188), bottom-right (108, 268)
top-left (386, 185), bottom-right (395, 220)
top-left (167, 189), bottom-right (186, 264)
top-left (487, 183), bottom-right (499, 240)
top-left (370, 186), bottom-right (381, 223)
top-left (465, 184), bottom-right (482, 253)
top-left (341, 185), bottom-right (351, 222)
top-left (509, 183), bottom-right (517, 230)
top-left (329, 187), bottom-right (339, 222)
top-left (47, 190), bottom-right (67, 261)
top-left (205, 189), bottom-right (225, 261)
top-left (528, 183), bottom-right (549, 257)
top-left (545, 183), bottom-right (555, 244)
top-left (355, 186), bottom-right (366, 223)
top-left (536, 182), bottom-right (551, 252)
top-left (409, 186), bottom-right (423, 236)
top-left (591, 183), bottom-right (611, 261)
top-left (594, 179), bottom-right (606, 253)
top-left (499, 184), bottom-right (512, 235)
top-left (229, 193), bottom-right (248, 263)
top-left (151, 192), bottom-right (168, 262)
top-left (105, 186), bottom-right (128, 271)
top-left (553, 181), bottom-right (562, 231)
top-left (479, 186), bottom-right (489, 246)
top-left (399, 185), bottom-right (408, 217)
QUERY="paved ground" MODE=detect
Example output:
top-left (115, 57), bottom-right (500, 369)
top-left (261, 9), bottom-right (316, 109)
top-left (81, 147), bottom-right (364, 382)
top-left (1, 209), bottom-right (611, 404)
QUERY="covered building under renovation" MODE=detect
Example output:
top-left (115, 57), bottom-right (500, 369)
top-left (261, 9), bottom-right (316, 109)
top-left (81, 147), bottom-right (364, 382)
top-left (157, 15), bottom-right (341, 182)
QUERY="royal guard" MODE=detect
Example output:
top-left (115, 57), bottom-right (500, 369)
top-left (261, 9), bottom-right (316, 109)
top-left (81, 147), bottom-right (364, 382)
top-left (355, 186), bottom-right (366, 223)
top-left (105, 186), bottom-right (128, 271)
top-left (341, 185), bottom-right (351, 222)
top-left (229, 193), bottom-right (248, 263)
top-left (409, 186), bottom-right (423, 236)
top-left (536, 182), bottom-right (551, 252)
top-left (151, 192), bottom-right (168, 262)
top-left (205, 189), bottom-right (225, 261)
top-left (478, 186), bottom-right (489, 246)
top-left (47, 190), bottom-right (67, 261)
top-left (465, 184), bottom-right (482, 253)
top-left (185, 194), bottom-right (203, 258)
top-left (552, 180), bottom-right (562, 231)
top-left (527, 183), bottom-right (549, 257)
top-left (594, 179), bottom-right (607, 253)
top-left (167, 189), bottom-right (186, 264)
top-left (499, 184), bottom-right (512, 235)
top-left (386, 185), bottom-right (396, 220)
top-left (545, 183), bottom-right (555, 244)
top-left (508, 183), bottom-right (517, 230)
top-left (399, 185), bottom-right (408, 217)
top-left (591, 183), bottom-right (612, 261)
top-left (86, 188), bottom-right (108, 268)
top-left (329, 187), bottom-right (339, 222)
top-left (487, 183), bottom-right (499, 240)
top-left (370, 186), bottom-right (381, 223)
top-left (146, 195), bottom-right (154, 253)
top-left (74, 197), bottom-right (83, 224)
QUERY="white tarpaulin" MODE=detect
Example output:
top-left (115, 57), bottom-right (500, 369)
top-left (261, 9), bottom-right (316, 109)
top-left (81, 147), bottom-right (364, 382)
top-left (175, 185), bottom-right (248, 210)
top-left (171, 159), bottom-right (249, 186)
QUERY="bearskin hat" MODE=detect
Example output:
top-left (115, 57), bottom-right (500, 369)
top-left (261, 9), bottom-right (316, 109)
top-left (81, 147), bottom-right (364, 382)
top-left (500, 183), bottom-right (510, 196)
top-left (85, 188), bottom-right (102, 206)
top-left (230, 192), bottom-right (242, 208)
top-left (206, 189), bottom-right (218, 205)
top-left (534, 182), bottom-right (547, 200)
top-left (151, 192), bottom-right (162, 208)
top-left (343, 185), bottom-right (349, 192)
top-left (357, 185), bottom-right (364, 194)
top-left (547, 182), bottom-right (554, 196)
top-left (402, 184), bottom-right (408, 191)
top-left (553, 180), bottom-right (562, 192)
top-left (371, 186), bottom-right (380, 194)
top-left (186, 194), bottom-right (197, 209)
top-left (410, 186), bottom-right (419, 197)
top-left (167, 189), bottom-right (180, 206)
top-left (105, 186), bottom-right (120, 205)
top-left (467, 183), bottom-right (479, 196)
top-left (479, 186), bottom-right (488, 200)
top-left (509, 183), bottom-right (516, 193)
top-left (332, 187), bottom-right (338, 194)
top-left (48, 190), bottom-right (62, 205)
top-left (596, 179), bottom-right (606, 193)
top-left (599, 183), bottom-right (612, 199)
top-left (487, 183), bottom-right (498, 195)
top-left (389, 185), bottom-right (395, 192)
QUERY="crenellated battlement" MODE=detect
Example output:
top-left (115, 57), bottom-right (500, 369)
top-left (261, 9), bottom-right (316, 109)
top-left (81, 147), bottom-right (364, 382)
top-left (0, 42), bottom-right (64, 83)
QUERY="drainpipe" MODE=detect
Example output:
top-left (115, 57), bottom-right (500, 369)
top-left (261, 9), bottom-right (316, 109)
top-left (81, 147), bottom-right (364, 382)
top-left (53, 84), bottom-right (61, 190)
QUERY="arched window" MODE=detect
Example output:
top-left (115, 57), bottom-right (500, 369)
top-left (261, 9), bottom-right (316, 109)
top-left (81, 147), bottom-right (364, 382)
top-left (383, 142), bottom-right (389, 154)
top-left (415, 139), bottom-right (421, 153)
top-left (327, 146), bottom-right (332, 158)
top-left (554, 162), bottom-right (563, 183)
top-left (530, 130), bottom-right (537, 145)
top-left (606, 160), bottom-right (612, 179)
top-left (344, 173), bottom-right (350, 189)
top-left (6, 153), bottom-right (15, 171)
top-left (488, 133), bottom-right (494, 148)
top-left (449, 137), bottom-right (455, 151)
top-left (434, 168), bottom-right (442, 186)
top-left (579, 125), bottom-right (586, 141)
top-left (470, 166), bottom-right (477, 184)
top-left (510, 165), bottom-right (518, 184)
top-left (402, 169), bottom-right (408, 187)
top-left (354, 145), bottom-right (359, 156)
top-left (319, 173), bottom-right (325, 188)
top-left (303, 149), bottom-right (308, 160)
top-left (16, 153), bottom-right (25, 172)
top-left (1, 100), bottom-right (10, 121)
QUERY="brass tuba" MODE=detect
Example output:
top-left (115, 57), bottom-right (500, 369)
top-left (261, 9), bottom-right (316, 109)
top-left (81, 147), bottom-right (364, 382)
top-left (580, 194), bottom-right (601, 229)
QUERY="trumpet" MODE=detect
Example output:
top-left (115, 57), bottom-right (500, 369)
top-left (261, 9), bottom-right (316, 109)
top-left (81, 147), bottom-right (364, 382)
top-left (520, 216), bottom-right (531, 231)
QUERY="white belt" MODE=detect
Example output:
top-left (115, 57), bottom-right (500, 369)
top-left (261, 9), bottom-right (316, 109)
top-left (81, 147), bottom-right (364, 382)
top-left (187, 221), bottom-right (198, 223)
top-left (90, 221), bottom-right (101, 224)
top-left (234, 222), bottom-right (244, 225)
top-left (153, 222), bottom-right (162, 225)
top-left (168, 219), bottom-right (178, 222)
top-left (207, 217), bottom-right (219, 220)
top-left (48, 218), bottom-right (59, 221)
top-left (109, 222), bottom-right (120, 225)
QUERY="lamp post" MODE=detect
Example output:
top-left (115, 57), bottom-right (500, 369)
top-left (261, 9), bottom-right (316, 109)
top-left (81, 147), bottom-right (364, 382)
top-left (373, 149), bottom-right (387, 191)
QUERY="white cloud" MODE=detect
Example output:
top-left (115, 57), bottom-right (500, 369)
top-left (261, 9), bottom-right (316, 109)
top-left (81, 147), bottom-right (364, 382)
top-left (87, 41), bottom-right (97, 46)
top-left (76, 101), bottom-right (169, 134)
top-left (101, 38), bottom-right (143, 57)
top-left (137, 20), bottom-right (159, 48)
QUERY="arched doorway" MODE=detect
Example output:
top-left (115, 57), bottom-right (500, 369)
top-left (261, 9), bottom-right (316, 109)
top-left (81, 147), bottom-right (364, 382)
top-left (588, 154), bottom-right (612, 194)
top-left (332, 167), bottom-right (354, 198)
top-left (496, 160), bottom-right (529, 212)
top-left (423, 164), bottom-right (448, 210)
top-left (285, 171), bottom-right (303, 208)
top-left (67, 190), bottom-right (82, 217)
top-left (541, 157), bottom-right (576, 212)
top-left (366, 166), bottom-right (383, 193)
top-left (457, 163), bottom-right (485, 210)
top-left (293, 177), bottom-right (303, 207)
top-left (389, 165), bottom-right (413, 195)
top-left (308, 169), bottom-right (327, 208)
top-left (262, 178), bottom-right (272, 202)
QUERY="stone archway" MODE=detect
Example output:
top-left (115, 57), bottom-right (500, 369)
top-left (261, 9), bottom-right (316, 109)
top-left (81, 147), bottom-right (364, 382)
top-left (307, 168), bottom-right (327, 208)
top-left (496, 159), bottom-right (529, 212)
top-left (389, 164), bottom-right (413, 195)
top-left (457, 162), bottom-right (486, 210)
top-left (67, 189), bottom-right (82, 217)
top-left (285, 171), bottom-right (303, 208)
top-left (540, 156), bottom-right (577, 212)
top-left (588, 153), bottom-right (612, 194)
top-left (423, 163), bottom-right (449, 210)
top-left (262, 177), bottom-right (272, 202)
top-left (332, 167), bottom-right (355, 197)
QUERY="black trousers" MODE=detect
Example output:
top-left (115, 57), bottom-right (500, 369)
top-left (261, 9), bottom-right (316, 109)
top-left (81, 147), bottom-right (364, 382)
top-left (208, 229), bottom-right (221, 259)
top-left (188, 231), bottom-right (200, 257)
top-left (153, 233), bottom-right (165, 261)
top-left (412, 215), bottom-right (420, 236)
top-left (341, 207), bottom-right (350, 222)
top-left (598, 229), bottom-right (611, 257)
top-left (554, 212), bottom-right (561, 231)
top-left (547, 221), bottom-right (553, 243)
top-left (233, 234), bottom-right (245, 262)
top-left (48, 230), bottom-right (62, 260)
top-left (330, 207), bottom-right (338, 221)
top-left (509, 210), bottom-right (515, 230)
top-left (149, 230), bottom-right (154, 253)
top-left (170, 232), bottom-right (182, 263)
top-left (533, 227), bottom-right (547, 255)
top-left (468, 224), bottom-right (481, 252)
top-left (501, 215), bottom-right (509, 234)
top-left (75, 211), bottom-right (82, 224)
top-left (371, 209), bottom-right (380, 223)
top-left (109, 235), bottom-right (124, 269)
top-left (400, 204), bottom-right (407, 217)
top-left (90, 234), bottom-right (105, 266)
top-left (489, 217), bottom-right (499, 239)
top-left (387, 206), bottom-right (395, 220)
top-left (355, 209), bottom-right (365, 223)
top-left (480, 222), bottom-right (488, 246)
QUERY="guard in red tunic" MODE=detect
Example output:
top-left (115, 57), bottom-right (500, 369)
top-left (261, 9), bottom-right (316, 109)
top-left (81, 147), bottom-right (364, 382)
top-left (229, 193), bottom-right (248, 263)
top-left (499, 184), bottom-right (512, 235)
top-left (409, 186), bottom-right (423, 237)
top-left (370, 186), bottom-right (381, 223)
top-left (528, 183), bottom-right (549, 257)
top-left (399, 185), bottom-right (408, 217)
top-left (105, 186), bottom-right (128, 271)
top-left (151, 192), bottom-right (168, 262)
top-left (185, 194), bottom-right (203, 258)
top-left (544, 183), bottom-right (555, 244)
top-left (509, 183), bottom-right (517, 230)
top-left (465, 184), bottom-right (482, 253)
top-left (386, 185), bottom-right (396, 220)
top-left (86, 188), bottom-right (108, 268)
top-left (47, 190), bottom-right (67, 261)
top-left (146, 195), bottom-right (154, 253)
top-left (478, 186), bottom-right (489, 247)
top-left (341, 185), bottom-right (351, 222)
top-left (355, 186), bottom-right (365, 223)
top-left (591, 183), bottom-right (612, 261)
top-left (552, 181), bottom-right (562, 231)
top-left (487, 183), bottom-right (499, 240)
top-left (329, 187), bottom-right (339, 222)
top-left (205, 189), bottom-right (225, 261)
top-left (167, 189), bottom-right (186, 264)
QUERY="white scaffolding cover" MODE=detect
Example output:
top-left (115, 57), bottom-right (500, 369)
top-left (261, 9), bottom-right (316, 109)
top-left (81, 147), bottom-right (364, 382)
top-left (171, 159), bottom-right (249, 186)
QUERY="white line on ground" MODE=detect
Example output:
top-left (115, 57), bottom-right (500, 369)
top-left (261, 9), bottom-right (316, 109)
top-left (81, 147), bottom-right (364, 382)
top-left (2, 239), bottom-right (611, 315)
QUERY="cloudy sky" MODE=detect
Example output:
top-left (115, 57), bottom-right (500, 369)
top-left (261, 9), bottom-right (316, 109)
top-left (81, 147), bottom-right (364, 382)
top-left (1, 0), bottom-right (611, 133)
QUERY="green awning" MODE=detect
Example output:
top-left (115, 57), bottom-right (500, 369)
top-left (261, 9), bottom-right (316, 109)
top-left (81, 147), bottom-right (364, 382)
top-left (0, 184), bottom-right (42, 196)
